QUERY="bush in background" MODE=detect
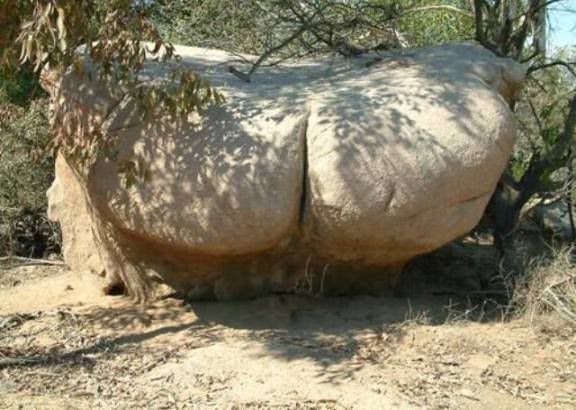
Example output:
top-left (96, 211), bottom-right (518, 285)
top-left (0, 70), bottom-right (61, 258)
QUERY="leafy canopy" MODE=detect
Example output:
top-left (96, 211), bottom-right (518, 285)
top-left (0, 0), bottom-right (223, 167)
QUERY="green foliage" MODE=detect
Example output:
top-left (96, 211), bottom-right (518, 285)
top-left (396, 0), bottom-right (475, 47)
top-left (0, 100), bottom-right (51, 209)
top-left (152, 0), bottom-right (477, 56)
top-left (0, 91), bottom-right (60, 257)
top-left (0, 67), bottom-right (44, 106)
top-left (512, 53), bottom-right (576, 184)
top-left (0, 0), bottom-right (222, 171)
top-left (155, 0), bottom-right (404, 63)
top-left (152, 0), bottom-right (266, 54)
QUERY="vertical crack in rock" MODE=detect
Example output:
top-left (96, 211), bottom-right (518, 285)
top-left (298, 109), bottom-right (311, 230)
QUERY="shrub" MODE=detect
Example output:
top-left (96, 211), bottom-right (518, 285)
top-left (0, 79), bottom-right (61, 257)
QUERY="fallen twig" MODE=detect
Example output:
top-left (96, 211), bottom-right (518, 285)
top-left (0, 312), bottom-right (42, 331)
top-left (0, 356), bottom-right (45, 367)
top-left (433, 289), bottom-right (508, 296)
top-left (0, 256), bottom-right (65, 269)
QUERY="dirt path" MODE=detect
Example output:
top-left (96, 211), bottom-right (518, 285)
top-left (1, 267), bottom-right (575, 409)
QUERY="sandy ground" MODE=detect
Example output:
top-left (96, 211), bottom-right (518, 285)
top-left (0, 265), bottom-right (575, 409)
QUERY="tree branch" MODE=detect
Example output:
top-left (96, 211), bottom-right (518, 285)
top-left (401, 5), bottom-right (473, 17)
top-left (527, 61), bottom-right (576, 78)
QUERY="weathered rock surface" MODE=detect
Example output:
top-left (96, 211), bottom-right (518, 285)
top-left (48, 155), bottom-right (104, 276)
top-left (534, 200), bottom-right (575, 239)
top-left (45, 42), bottom-right (525, 299)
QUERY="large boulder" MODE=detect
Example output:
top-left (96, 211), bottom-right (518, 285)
top-left (45, 42), bottom-right (525, 300)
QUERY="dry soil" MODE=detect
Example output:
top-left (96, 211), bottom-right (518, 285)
top-left (0, 264), bottom-right (575, 409)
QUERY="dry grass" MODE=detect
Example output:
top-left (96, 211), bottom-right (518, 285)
top-left (513, 246), bottom-right (576, 327)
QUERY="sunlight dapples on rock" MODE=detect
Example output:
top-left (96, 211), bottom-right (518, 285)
top-left (44, 42), bottom-right (525, 301)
